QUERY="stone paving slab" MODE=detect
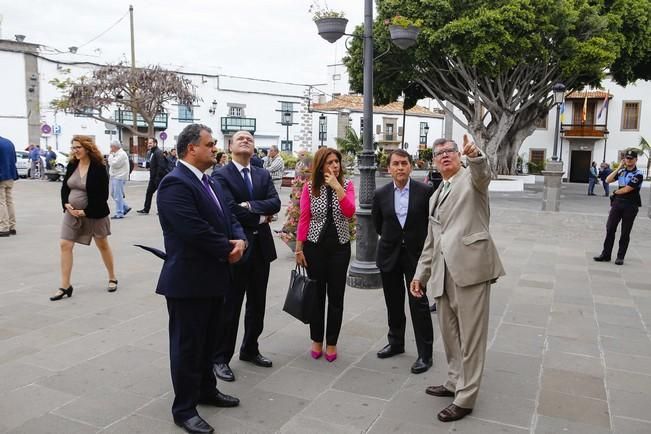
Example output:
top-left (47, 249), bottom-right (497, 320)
top-left (1, 179), bottom-right (650, 433)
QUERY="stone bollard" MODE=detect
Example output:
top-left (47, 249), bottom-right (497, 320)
top-left (541, 160), bottom-right (564, 212)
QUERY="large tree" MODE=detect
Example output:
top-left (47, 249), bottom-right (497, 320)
top-left (51, 64), bottom-right (196, 138)
top-left (344, 0), bottom-right (651, 174)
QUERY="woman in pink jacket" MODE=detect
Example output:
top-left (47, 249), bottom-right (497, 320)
top-left (295, 147), bottom-right (355, 362)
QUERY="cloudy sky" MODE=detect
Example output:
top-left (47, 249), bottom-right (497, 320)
top-left (1, 0), bottom-right (364, 85)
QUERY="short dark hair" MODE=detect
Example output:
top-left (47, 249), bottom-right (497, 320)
top-left (149, 137), bottom-right (158, 145)
top-left (177, 124), bottom-right (212, 158)
top-left (432, 138), bottom-right (458, 151)
top-left (388, 149), bottom-right (413, 165)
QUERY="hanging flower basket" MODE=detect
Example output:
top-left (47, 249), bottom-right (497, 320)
top-left (389, 25), bottom-right (420, 50)
top-left (315, 18), bottom-right (348, 43)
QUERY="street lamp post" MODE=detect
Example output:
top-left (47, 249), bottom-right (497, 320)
top-left (424, 123), bottom-right (430, 146)
top-left (542, 82), bottom-right (566, 212)
top-left (319, 114), bottom-right (326, 147)
top-left (283, 111), bottom-right (292, 152)
top-left (551, 82), bottom-right (566, 161)
top-left (314, 0), bottom-right (414, 288)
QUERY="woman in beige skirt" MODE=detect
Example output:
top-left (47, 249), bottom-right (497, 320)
top-left (50, 136), bottom-right (117, 301)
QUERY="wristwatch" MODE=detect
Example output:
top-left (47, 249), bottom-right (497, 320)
top-left (239, 202), bottom-right (250, 209)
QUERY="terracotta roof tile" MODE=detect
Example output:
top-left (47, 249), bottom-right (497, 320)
top-left (565, 90), bottom-right (612, 99)
top-left (313, 94), bottom-right (444, 118)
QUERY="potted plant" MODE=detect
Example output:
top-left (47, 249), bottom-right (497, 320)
top-left (310, 1), bottom-right (348, 43)
top-left (385, 15), bottom-right (423, 49)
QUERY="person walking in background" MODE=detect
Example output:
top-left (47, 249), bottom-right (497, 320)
top-left (588, 161), bottom-right (598, 195)
top-left (137, 137), bottom-right (169, 214)
top-left (411, 136), bottom-right (505, 422)
top-left (373, 149), bottom-right (434, 374)
top-left (107, 141), bottom-right (131, 219)
top-left (599, 162), bottom-right (612, 196)
top-left (296, 147), bottom-right (355, 363)
top-left (156, 124), bottom-right (245, 434)
top-left (167, 148), bottom-right (178, 172)
top-left (212, 151), bottom-right (228, 174)
top-left (212, 131), bottom-right (280, 382)
top-left (594, 149), bottom-right (644, 266)
top-left (0, 135), bottom-right (18, 237)
top-left (29, 144), bottom-right (41, 179)
top-left (263, 144), bottom-right (284, 192)
top-left (51, 136), bottom-right (118, 301)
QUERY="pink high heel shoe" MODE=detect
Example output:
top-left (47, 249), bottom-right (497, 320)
top-left (311, 350), bottom-right (323, 359)
top-left (325, 352), bottom-right (337, 363)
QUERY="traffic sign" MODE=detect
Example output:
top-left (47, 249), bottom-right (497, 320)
top-left (160, 131), bottom-right (168, 141)
top-left (53, 125), bottom-right (61, 135)
top-left (41, 124), bottom-right (52, 135)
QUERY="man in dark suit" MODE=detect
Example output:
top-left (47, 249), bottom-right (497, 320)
top-left (372, 149), bottom-right (435, 374)
top-left (138, 137), bottom-right (169, 214)
top-left (212, 130), bottom-right (281, 382)
top-left (156, 124), bottom-right (247, 434)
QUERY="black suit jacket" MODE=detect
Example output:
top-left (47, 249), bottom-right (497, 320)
top-left (213, 162), bottom-right (281, 263)
top-left (61, 160), bottom-right (110, 219)
top-left (372, 179), bottom-right (434, 272)
top-left (155, 163), bottom-right (246, 298)
top-left (149, 146), bottom-right (169, 184)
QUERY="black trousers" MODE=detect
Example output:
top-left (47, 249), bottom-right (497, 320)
top-left (142, 178), bottom-right (159, 212)
top-left (166, 296), bottom-right (223, 422)
top-left (214, 241), bottom-right (270, 363)
top-left (602, 200), bottom-right (639, 259)
top-left (304, 239), bottom-right (351, 346)
top-left (381, 246), bottom-right (433, 360)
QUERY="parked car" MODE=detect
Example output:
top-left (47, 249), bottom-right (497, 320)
top-left (15, 151), bottom-right (30, 177)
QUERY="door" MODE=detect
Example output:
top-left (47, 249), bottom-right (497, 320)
top-left (570, 150), bottom-right (591, 183)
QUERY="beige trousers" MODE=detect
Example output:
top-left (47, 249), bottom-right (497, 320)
top-left (0, 180), bottom-right (16, 232)
top-left (438, 266), bottom-right (490, 408)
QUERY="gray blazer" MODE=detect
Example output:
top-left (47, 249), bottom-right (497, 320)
top-left (414, 152), bottom-right (505, 296)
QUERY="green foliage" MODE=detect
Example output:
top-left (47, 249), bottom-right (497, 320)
top-left (335, 127), bottom-right (363, 156)
top-left (280, 152), bottom-right (297, 169)
top-left (418, 148), bottom-right (433, 162)
top-left (376, 149), bottom-right (390, 170)
top-left (527, 160), bottom-right (546, 174)
top-left (309, 1), bottom-right (345, 21)
top-left (343, 0), bottom-right (651, 175)
top-left (386, 15), bottom-right (423, 28)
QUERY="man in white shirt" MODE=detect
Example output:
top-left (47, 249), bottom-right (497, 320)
top-left (108, 141), bottom-right (131, 219)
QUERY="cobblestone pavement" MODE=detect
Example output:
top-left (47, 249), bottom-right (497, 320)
top-left (1, 178), bottom-right (650, 433)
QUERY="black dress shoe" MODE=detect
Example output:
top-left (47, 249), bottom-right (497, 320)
top-left (50, 286), bottom-right (73, 301)
top-left (437, 403), bottom-right (473, 422)
top-left (213, 363), bottom-right (235, 382)
top-left (410, 357), bottom-right (433, 374)
top-left (239, 353), bottom-right (272, 367)
top-left (199, 390), bottom-right (240, 407)
top-left (136, 209), bottom-right (149, 214)
top-left (377, 344), bottom-right (405, 359)
top-left (593, 254), bottom-right (611, 262)
top-left (425, 385), bottom-right (455, 397)
top-left (0, 231), bottom-right (9, 237)
top-left (174, 415), bottom-right (214, 434)
top-left (9, 229), bottom-right (16, 235)
top-left (615, 258), bottom-right (624, 265)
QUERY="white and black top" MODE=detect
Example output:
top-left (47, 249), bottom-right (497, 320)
top-left (306, 180), bottom-right (352, 245)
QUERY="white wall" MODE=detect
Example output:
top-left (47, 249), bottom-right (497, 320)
top-left (0, 51), bottom-right (28, 148)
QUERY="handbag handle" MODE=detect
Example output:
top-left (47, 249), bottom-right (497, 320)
top-left (294, 264), bottom-right (308, 276)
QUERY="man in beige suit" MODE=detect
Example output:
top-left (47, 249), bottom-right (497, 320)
top-left (410, 135), bottom-right (505, 422)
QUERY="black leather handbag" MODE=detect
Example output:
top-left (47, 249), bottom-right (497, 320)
top-left (283, 266), bottom-right (317, 324)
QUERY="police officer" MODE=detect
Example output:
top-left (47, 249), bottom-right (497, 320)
top-left (594, 149), bottom-right (644, 265)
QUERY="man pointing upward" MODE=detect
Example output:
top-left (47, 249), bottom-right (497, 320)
top-left (411, 135), bottom-right (504, 422)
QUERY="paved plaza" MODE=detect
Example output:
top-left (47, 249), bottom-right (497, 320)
top-left (1, 177), bottom-right (651, 434)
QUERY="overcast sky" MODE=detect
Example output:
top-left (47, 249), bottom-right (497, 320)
top-left (1, 0), bottom-right (365, 85)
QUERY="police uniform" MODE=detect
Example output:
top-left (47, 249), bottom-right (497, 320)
top-left (594, 150), bottom-right (643, 264)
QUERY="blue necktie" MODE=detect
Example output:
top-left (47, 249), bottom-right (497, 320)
top-left (201, 175), bottom-right (223, 214)
top-left (242, 167), bottom-right (254, 199)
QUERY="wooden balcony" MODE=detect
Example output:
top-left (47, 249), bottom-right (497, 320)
top-left (561, 123), bottom-right (608, 138)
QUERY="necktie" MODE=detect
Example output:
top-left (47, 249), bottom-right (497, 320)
top-left (201, 175), bottom-right (223, 214)
top-left (242, 167), bottom-right (254, 199)
top-left (442, 181), bottom-right (451, 195)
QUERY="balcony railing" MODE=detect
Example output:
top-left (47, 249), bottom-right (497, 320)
top-left (115, 111), bottom-right (168, 129)
top-left (221, 117), bottom-right (256, 134)
top-left (561, 123), bottom-right (608, 138)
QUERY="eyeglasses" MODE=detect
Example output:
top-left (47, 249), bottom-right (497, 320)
top-left (434, 148), bottom-right (458, 158)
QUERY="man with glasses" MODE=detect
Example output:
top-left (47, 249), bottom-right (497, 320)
top-left (594, 149), bottom-right (644, 265)
top-left (410, 136), bottom-right (505, 422)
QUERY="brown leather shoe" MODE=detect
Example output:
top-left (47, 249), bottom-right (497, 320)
top-left (425, 385), bottom-right (455, 397)
top-left (437, 404), bottom-right (472, 422)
